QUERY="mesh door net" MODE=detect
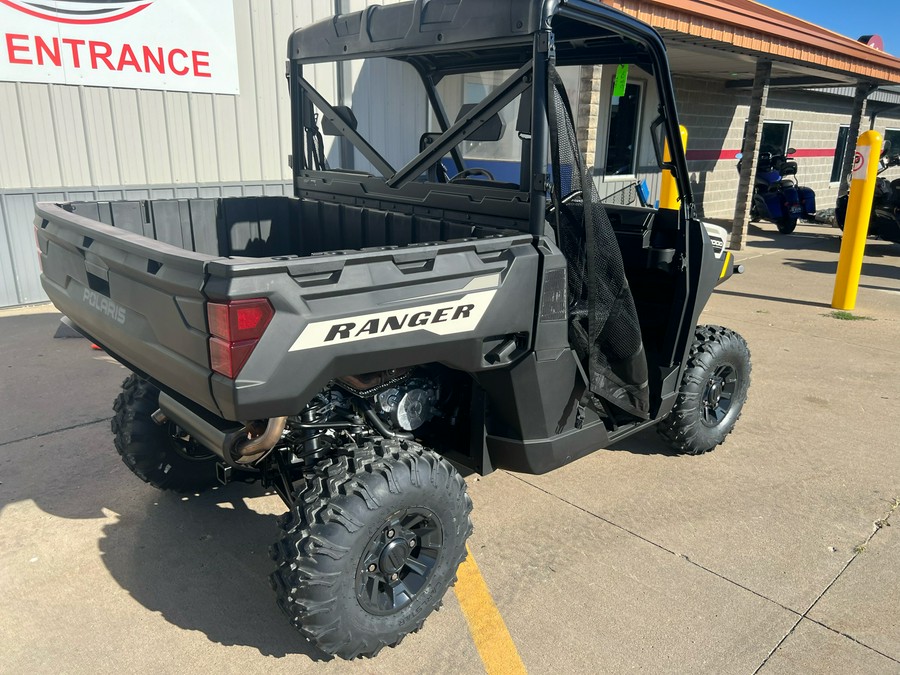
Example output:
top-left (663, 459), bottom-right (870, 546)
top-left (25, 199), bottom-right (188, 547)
top-left (547, 67), bottom-right (650, 419)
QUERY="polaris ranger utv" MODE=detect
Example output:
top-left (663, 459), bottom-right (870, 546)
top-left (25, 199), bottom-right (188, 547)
top-left (35, 0), bottom-right (750, 659)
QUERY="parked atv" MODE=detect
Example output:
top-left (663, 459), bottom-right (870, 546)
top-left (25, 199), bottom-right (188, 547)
top-left (835, 141), bottom-right (900, 244)
top-left (35, 0), bottom-right (751, 659)
top-left (739, 148), bottom-right (817, 234)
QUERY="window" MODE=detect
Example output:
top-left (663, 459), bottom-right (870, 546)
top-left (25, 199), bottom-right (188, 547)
top-left (885, 128), bottom-right (900, 156)
top-left (830, 125), bottom-right (850, 183)
top-left (459, 73), bottom-right (522, 164)
top-left (604, 82), bottom-right (642, 176)
top-left (759, 120), bottom-right (792, 157)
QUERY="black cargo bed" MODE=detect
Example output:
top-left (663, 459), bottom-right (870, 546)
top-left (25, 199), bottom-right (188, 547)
top-left (64, 196), bottom-right (520, 259)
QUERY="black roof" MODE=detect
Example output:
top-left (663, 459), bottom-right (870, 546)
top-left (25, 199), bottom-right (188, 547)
top-left (288, 0), bottom-right (666, 71)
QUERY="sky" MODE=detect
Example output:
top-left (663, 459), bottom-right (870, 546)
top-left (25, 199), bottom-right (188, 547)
top-left (761, 0), bottom-right (897, 55)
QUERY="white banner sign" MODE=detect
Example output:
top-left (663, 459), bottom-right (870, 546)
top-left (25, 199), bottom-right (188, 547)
top-left (0, 0), bottom-right (239, 94)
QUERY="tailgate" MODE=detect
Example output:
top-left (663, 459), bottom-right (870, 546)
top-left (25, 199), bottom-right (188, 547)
top-left (35, 202), bottom-right (221, 414)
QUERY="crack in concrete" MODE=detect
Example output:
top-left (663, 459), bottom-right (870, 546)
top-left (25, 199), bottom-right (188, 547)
top-left (0, 418), bottom-right (110, 448)
top-left (505, 472), bottom-right (900, 669)
top-left (754, 497), bottom-right (900, 672)
top-left (507, 471), bottom-right (804, 612)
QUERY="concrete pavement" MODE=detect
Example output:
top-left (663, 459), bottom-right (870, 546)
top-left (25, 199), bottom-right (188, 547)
top-left (1, 221), bottom-right (898, 673)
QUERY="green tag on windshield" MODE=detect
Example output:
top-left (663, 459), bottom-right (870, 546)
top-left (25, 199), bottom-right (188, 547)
top-left (613, 64), bottom-right (629, 98)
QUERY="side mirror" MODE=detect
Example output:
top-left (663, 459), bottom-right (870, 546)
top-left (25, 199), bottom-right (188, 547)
top-left (734, 152), bottom-right (743, 160)
top-left (786, 147), bottom-right (796, 155)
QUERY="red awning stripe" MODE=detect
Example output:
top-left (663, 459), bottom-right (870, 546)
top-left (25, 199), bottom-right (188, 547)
top-left (685, 148), bottom-right (836, 161)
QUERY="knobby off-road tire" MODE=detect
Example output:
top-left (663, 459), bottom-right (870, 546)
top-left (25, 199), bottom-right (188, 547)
top-left (658, 325), bottom-right (751, 455)
top-left (111, 374), bottom-right (219, 492)
top-left (269, 438), bottom-right (473, 659)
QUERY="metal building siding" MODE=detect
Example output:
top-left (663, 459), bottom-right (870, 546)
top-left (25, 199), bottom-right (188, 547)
top-left (138, 90), bottom-right (173, 184)
top-left (162, 92), bottom-right (196, 183)
top-left (190, 94), bottom-right (221, 184)
top-left (48, 86), bottom-right (93, 187)
top-left (0, 0), bottom-right (344, 308)
top-left (213, 95), bottom-right (242, 182)
top-left (0, 0), bottom-right (338, 194)
top-left (19, 83), bottom-right (63, 188)
top-left (0, 82), bottom-right (30, 188)
top-left (110, 89), bottom-right (150, 184)
top-left (81, 89), bottom-right (122, 186)
top-left (0, 205), bottom-right (20, 307)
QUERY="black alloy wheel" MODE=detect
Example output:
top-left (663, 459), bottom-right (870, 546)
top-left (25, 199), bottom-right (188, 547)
top-left (658, 325), bottom-right (751, 455)
top-left (356, 508), bottom-right (443, 615)
top-left (700, 364), bottom-right (738, 427)
top-left (270, 438), bottom-right (472, 659)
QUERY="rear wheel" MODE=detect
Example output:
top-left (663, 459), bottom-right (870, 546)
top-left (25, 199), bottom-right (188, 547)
top-left (269, 438), bottom-right (473, 659)
top-left (111, 374), bottom-right (219, 492)
top-left (776, 215), bottom-right (798, 234)
top-left (658, 326), bottom-right (751, 455)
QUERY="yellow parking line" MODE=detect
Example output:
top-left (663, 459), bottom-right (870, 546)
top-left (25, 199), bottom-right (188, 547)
top-left (454, 546), bottom-right (527, 675)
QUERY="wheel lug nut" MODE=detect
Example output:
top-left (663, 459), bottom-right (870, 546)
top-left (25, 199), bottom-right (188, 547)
top-left (387, 529), bottom-right (395, 538)
top-left (367, 563), bottom-right (377, 572)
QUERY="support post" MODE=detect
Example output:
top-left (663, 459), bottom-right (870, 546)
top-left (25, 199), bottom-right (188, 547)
top-left (832, 130), bottom-right (882, 310)
top-left (659, 126), bottom-right (688, 210)
top-left (576, 64), bottom-right (602, 166)
top-left (838, 83), bottom-right (874, 198)
top-left (731, 60), bottom-right (772, 251)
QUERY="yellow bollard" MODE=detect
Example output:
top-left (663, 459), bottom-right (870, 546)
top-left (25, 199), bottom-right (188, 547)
top-left (832, 130), bottom-right (882, 310)
top-left (659, 125), bottom-right (688, 210)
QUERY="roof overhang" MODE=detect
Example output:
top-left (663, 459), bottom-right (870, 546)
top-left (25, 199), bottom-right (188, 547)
top-left (601, 0), bottom-right (900, 86)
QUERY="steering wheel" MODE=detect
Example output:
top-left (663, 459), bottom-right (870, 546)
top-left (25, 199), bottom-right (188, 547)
top-left (449, 167), bottom-right (495, 182)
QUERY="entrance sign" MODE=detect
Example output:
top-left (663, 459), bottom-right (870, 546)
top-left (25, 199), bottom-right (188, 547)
top-left (0, 0), bottom-right (239, 94)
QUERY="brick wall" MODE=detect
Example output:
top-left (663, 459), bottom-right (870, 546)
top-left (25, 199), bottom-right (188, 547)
top-left (672, 75), bottom-right (900, 219)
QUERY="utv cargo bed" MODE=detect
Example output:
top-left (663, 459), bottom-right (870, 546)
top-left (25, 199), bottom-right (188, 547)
top-left (37, 195), bottom-right (535, 420)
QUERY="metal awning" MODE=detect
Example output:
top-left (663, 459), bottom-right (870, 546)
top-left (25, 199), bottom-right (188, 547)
top-left (602, 0), bottom-right (900, 86)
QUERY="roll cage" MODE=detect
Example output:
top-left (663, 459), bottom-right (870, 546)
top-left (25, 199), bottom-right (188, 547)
top-left (287, 0), bottom-right (695, 236)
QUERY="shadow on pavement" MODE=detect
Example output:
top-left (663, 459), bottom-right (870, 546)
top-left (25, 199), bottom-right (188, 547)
top-left (741, 223), bottom-right (841, 251)
top-left (0, 426), bottom-right (329, 661)
top-left (713, 288), bottom-right (832, 309)
top-left (0, 311), bottom-right (125, 446)
top-left (96, 485), bottom-right (331, 661)
top-left (605, 426), bottom-right (676, 456)
top-left (782, 258), bottom-right (900, 284)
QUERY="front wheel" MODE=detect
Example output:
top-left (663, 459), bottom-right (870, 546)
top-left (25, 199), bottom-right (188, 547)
top-left (776, 215), bottom-right (798, 234)
top-left (658, 326), bottom-right (751, 455)
top-left (269, 439), bottom-right (473, 659)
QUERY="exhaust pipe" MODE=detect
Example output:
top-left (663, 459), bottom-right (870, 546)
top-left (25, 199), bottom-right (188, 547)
top-left (157, 392), bottom-right (287, 467)
top-left (231, 416), bottom-right (289, 464)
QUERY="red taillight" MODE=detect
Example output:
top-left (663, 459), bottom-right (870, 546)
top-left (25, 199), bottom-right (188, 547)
top-left (207, 298), bottom-right (274, 378)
